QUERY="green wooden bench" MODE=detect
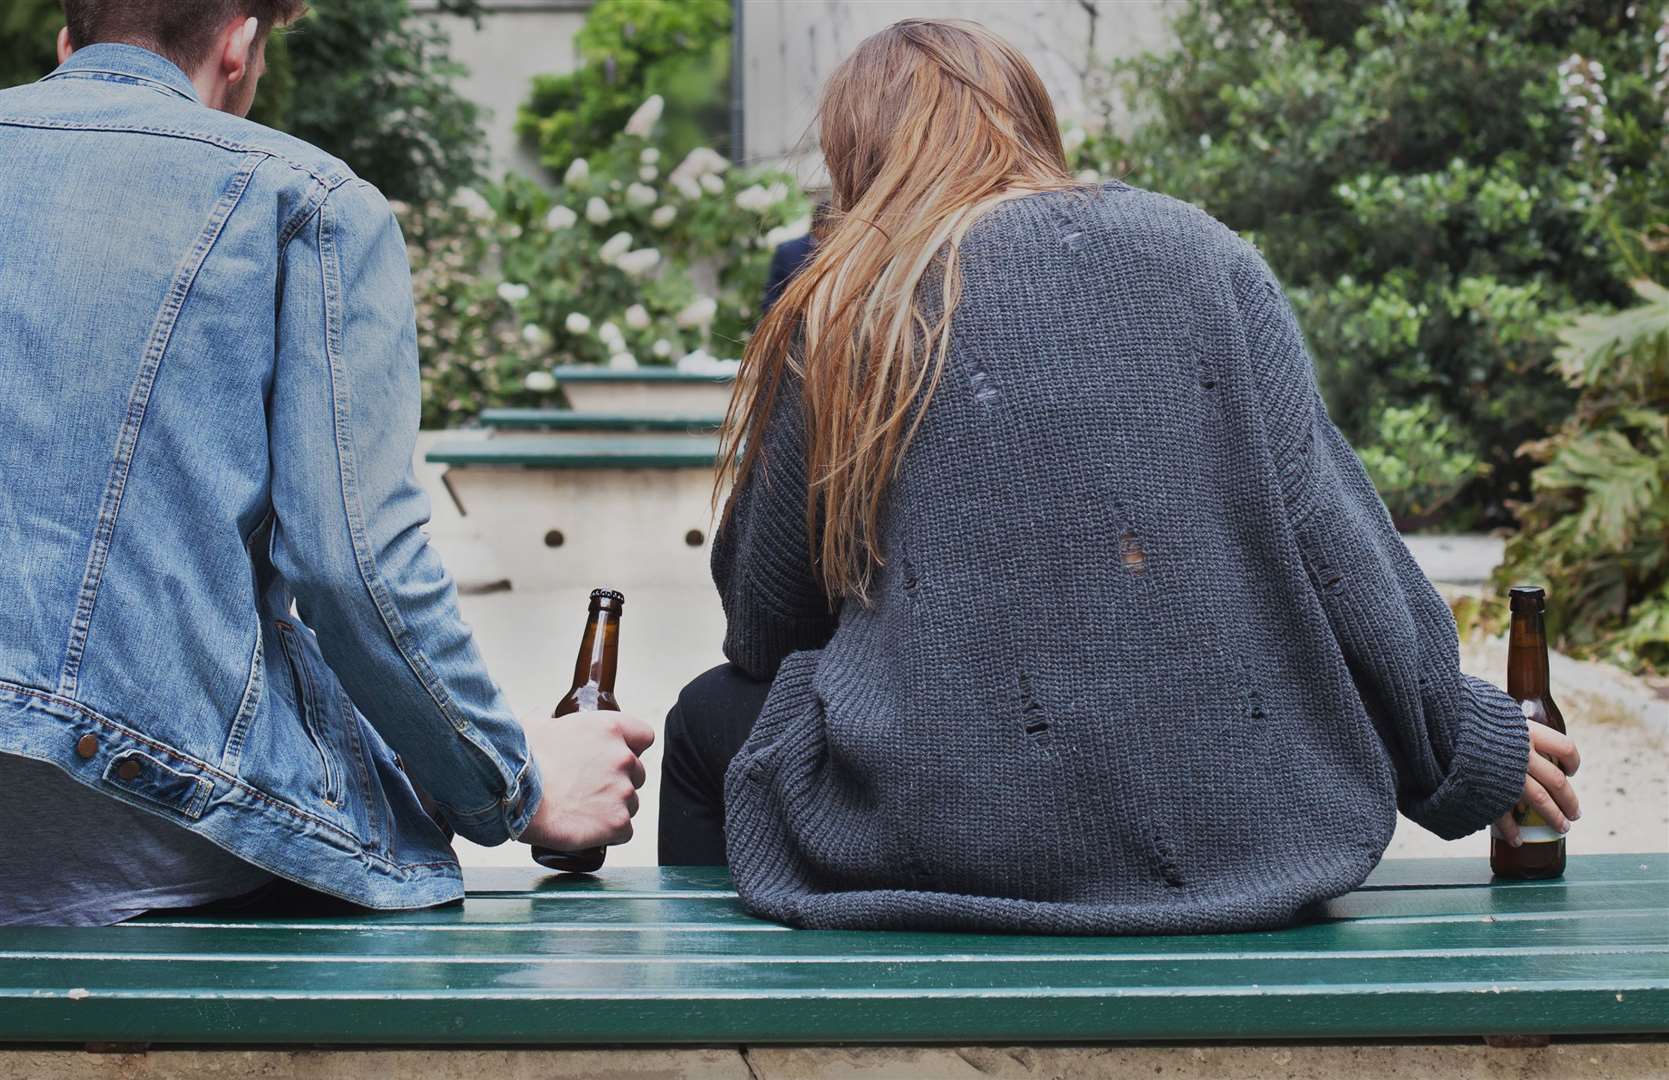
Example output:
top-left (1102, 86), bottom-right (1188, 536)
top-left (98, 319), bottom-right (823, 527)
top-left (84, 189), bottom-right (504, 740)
top-left (478, 408), bottom-right (723, 434)
top-left (2, 855), bottom-right (1664, 1047)
top-left (426, 434), bottom-right (720, 470)
top-left (549, 366), bottom-right (733, 414)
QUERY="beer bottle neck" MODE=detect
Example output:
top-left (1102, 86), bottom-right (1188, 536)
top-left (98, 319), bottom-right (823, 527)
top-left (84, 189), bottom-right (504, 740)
top-left (570, 609), bottom-right (620, 693)
top-left (1506, 608), bottom-right (1549, 699)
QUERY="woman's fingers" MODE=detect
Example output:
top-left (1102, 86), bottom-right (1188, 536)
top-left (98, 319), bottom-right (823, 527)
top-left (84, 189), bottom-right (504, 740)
top-left (1522, 769), bottom-right (1577, 834)
top-left (1494, 811), bottom-right (1522, 847)
top-left (1530, 723), bottom-right (1581, 777)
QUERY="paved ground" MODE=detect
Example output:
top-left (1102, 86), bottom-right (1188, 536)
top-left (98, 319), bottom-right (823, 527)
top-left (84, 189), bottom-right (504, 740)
top-left (414, 442), bottom-right (1668, 870)
top-left (7, 1044), bottom-right (1667, 1079)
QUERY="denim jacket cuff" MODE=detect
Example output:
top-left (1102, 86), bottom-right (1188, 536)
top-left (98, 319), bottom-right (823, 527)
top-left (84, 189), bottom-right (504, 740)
top-left (443, 760), bottom-right (543, 847)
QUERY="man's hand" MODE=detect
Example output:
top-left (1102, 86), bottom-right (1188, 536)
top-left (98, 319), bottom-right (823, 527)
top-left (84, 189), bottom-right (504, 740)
top-left (517, 711), bottom-right (655, 851)
top-left (1494, 722), bottom-right (1581, 846)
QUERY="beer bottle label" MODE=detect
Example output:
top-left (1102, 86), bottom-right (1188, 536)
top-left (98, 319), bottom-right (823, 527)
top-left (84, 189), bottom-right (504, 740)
top-left (1509, 803), bottom-right (1563, 844)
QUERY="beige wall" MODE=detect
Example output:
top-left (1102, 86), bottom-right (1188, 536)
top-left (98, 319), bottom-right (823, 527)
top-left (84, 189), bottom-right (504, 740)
top-left (416, 1), bottom-right (593, 177)
top-left (739, 0), bottom-right (1182, 179)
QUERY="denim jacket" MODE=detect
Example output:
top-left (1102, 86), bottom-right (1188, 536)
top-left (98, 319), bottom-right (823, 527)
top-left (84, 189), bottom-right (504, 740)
top-left (0, 46), bottom-right (540, 908)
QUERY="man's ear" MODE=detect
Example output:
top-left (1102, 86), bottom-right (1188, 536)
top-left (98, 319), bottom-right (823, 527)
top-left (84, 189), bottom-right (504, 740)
top-left (221, 16), bottom-right (260, 86)
top-left (56, 26), bottom-right (73, 64)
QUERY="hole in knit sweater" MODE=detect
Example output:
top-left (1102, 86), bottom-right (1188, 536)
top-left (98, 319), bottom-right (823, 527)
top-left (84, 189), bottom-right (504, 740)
top-left (1023, 720), bottom-right (1049, 736)
top-left (1119, 529), bottom-right (1147, 573)
top-left (969, 369), bottom-right (1000, 403)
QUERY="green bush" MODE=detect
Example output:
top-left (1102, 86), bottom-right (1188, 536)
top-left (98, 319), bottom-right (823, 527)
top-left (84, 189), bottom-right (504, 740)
top-left (1354, 400), bottom-right (1486, 528)
top-left (0, 0), bottom-right (486, 208)
top-left (1494, 275), bottom-right (1669, 674)
top-left (409, 101), bottom-right (809, 427)
top-left (1076, 0), bottom-right (1669, 526)
top-left (517, 0), bottom-right (731, 175)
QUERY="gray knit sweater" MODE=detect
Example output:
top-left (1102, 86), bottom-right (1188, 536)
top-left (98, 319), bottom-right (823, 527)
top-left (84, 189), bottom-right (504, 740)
top-left (714, 182), bottom-right (1530, 935)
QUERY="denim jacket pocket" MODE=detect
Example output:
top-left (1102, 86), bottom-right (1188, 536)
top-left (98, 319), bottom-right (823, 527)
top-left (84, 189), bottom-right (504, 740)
top-left (274, 619), bottom-right (341, 807)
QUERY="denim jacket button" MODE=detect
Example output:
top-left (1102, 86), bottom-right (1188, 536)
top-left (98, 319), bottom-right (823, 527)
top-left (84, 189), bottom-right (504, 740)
top-left (117, 758), bottom-right (142, 781)
top-left (75, 734), bottom-right (99, 759)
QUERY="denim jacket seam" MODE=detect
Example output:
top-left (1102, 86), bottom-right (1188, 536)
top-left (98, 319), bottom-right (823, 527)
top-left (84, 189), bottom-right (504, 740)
top-left (2, 680), bottom-right (459, 876)
top-left (0, 115), bottom-right (351, 189)
top-left (442, 760), bottom-right (535, 825)
top-left (316, 186), bottom-right (523, 810)
top-left (55, 151), bottom-right (266, 699)
top-left (40, 69), bottom-right (196, 103)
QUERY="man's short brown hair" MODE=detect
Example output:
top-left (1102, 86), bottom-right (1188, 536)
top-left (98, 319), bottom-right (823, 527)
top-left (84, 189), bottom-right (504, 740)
top-left (62, 1), bottom-right (308, 74)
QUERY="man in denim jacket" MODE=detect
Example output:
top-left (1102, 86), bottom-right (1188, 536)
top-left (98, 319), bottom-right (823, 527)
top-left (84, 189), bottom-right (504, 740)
top-left (0, 1), bottom-right (651, 924)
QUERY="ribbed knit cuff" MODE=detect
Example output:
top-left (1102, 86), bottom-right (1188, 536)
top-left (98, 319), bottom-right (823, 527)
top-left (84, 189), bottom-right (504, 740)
top-left (1405, 676), bottom-right (1531, 840)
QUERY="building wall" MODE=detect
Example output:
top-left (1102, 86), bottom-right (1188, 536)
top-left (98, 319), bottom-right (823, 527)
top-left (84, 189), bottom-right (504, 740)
top-left (415, 0), bottom-right (593, 178)
top-left (740, 0), bottom-right (1181, 179)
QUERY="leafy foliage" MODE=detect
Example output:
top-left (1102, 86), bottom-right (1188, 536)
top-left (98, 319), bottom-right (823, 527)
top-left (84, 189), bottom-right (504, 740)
top-left (517, 0), bottom-right (731, 175)
top-left (410, 108), bottom-right (808, 427)
top-left (1494, 276), bottom-right (1669, 674)
top-left (0, 0), bottom-right (58, 91)
top-left (1075, 0), bottom-right (1669, 526)
top-left (0, 0), bottom-right (486, 208)
top-left (254, 0), bottom-right (485, 206)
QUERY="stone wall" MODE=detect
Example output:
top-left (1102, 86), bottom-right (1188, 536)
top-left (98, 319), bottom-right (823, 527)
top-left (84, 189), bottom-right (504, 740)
top-left (739, 0), bottom-right (1182, 179)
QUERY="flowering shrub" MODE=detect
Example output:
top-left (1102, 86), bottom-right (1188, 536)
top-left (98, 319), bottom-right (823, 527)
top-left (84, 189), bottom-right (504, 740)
top-left (1071, 1), bottom-right (1669, 528)
top-left (404, 95), bottom-right (810, 427)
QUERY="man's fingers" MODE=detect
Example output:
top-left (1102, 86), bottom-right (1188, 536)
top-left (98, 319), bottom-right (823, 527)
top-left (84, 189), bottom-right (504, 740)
top-left (625, 754), bottom-right (647, 790)
top-left (1522, 776), bottom-right (1572, 834)
top-left (1530, 724), bottom-right (1580, 776)
top-left (625, 790), bottom-right (640, 818)
top-left (615, 713), bottom-right (656, 755)
top-left (1494, 811), bottom-right (1521, 847)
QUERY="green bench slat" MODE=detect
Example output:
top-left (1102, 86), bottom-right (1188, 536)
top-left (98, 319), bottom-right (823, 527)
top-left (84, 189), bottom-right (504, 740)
top-left (1, 854), bottom-right (1664, 1046)
top-left (425, 434), bottom-right (720, 468)
top-left (551, 366), bottom-right (733, 383)
top-left (477, 408), bottom-right (723, 433)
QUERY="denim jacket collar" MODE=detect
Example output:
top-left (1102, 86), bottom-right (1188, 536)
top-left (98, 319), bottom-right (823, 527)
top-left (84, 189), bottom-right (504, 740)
top-left (43, 43), bottom-right (201, 105)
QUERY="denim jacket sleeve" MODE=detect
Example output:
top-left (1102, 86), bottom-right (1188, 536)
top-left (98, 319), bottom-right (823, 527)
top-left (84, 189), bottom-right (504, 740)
top-left (267, 178), bottom-right (541, 846)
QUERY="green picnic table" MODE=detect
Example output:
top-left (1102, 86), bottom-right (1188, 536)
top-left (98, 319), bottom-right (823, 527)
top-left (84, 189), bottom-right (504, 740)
top-left (1, 855), bottom-right (1664, 1047)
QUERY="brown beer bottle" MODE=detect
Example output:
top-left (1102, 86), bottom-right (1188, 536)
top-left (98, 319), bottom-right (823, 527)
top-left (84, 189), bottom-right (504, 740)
top-left (532, 588), bottom-right (625, 874)
top-left (1490, 585), bottom-right (1567, 880)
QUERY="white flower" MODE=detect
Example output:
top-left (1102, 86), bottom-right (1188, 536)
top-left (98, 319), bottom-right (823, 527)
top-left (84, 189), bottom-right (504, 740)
top-left (608, 351), bottom-right (640, 370)
top-left (563, 158), bottom-right (590, 188)
top-left (585, 197), bottom-right (611, 225)
top-left (639, 147), bottom-right (660, 165)
top-left (651, 205), bottom-right (678, 228)
top-left (523, 370), bottom-right (557, 393)
top-left (676, 296), bottom-right (718, 328)
top-left (598, 321), bottom-right (625, 348)
top-left (735, 181), bottom-right (788, 212)
top-left (451, 187), bottom-right (492, 220)
top-left (1061, 125), bottom-right (1088, 154)
top-left (651, 337), bottom-right (674, 358)
top-left (521, 324), bottom-right (549, 346)
top-left (625, 304), bottom-right (651, 330)
top-left (624, 95), bottom-right (664, 139)
top-left (672, 147), bottom-right (730, 182)
top-left (638, 165), bottom-right (659, 182)
top-left (672, 175), bottom-right (703, 201)
top-left (615, 248), bottom-right (662, 277)
top-left (764, 215), bottom-right (812, 249)
top-left (599, 231), bottom-right (634, 263)
top-left (497, 282), bottom-right (530, 304)
top-left (626, 182), bottom-right (658, 208)
top-left (1077, 168), bottom-right (1101, 184)
top-left (676, 348), bottom-right (739, 375)
top-left (700, 173), bottom-right (726, 195)
top-left (545, 204), bottom-right (578, 230)
top-left (564, 312), bottom-right (592, 335)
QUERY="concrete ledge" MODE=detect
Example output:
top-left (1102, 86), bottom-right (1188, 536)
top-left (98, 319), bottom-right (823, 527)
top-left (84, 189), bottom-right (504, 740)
top-left (5, 1043), bottom-right (1665, 1080)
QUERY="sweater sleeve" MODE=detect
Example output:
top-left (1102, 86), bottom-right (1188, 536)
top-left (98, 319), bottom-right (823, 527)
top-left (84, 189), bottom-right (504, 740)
top-left (711, 380), bottom-right (839, 680)
top-left (1234, 251), bottom-right (1530, 841)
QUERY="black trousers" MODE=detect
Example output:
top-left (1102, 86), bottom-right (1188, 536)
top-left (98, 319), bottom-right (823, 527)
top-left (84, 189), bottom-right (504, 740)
top-left (658, 663), bottom-right (772, 866)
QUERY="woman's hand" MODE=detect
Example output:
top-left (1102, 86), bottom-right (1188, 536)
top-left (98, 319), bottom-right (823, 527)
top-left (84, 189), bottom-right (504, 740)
top-left (1494, 722), bottom-right (1581, 845)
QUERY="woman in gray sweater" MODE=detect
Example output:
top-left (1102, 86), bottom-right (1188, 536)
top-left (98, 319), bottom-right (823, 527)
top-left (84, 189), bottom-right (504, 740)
top-left (657, 18), bottom-right (1581, 934)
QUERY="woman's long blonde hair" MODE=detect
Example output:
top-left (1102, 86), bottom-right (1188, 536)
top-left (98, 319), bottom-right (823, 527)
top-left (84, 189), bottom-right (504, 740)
top-left (718, 19), bottom-right (1078, 604)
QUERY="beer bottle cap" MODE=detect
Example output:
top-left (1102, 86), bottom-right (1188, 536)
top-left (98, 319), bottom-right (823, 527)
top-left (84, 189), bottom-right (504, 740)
top-left (1508, 585), bottom-right (1546, 612)
top-left (589, 588), bottom-right (626, 606)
